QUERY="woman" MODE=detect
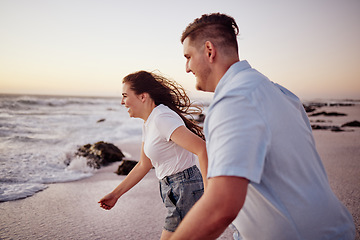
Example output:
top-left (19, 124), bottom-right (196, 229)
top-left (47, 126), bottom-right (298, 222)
top-left (98, 70), bottom-right (207, 240)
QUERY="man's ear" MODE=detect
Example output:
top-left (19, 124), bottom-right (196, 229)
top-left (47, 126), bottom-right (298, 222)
top-left (205, 41), bottom-right (216, 63)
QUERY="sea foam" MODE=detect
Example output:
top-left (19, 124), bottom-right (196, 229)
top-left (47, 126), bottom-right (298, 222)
top-left (0, 94), bottom-right (142, 202)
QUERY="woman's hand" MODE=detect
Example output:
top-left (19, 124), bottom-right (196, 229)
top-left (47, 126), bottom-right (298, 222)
top-left (98, 143), bottom-right (153, 211)
top-left (98, 192), bottom-right (119, 210)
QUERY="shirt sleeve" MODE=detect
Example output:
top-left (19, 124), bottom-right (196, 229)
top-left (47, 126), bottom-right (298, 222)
top-left (206, 92), bottom-right (271, 184)
top-left (154, 111), bottom-right (184, 141)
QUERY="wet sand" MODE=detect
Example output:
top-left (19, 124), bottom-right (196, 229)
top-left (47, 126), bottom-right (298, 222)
top-left (310, 105), bottom-right (360, 239)
top-left (0, 104), bottom-right (359, 239)
top-left (0, 140), bottom-right (234, 239)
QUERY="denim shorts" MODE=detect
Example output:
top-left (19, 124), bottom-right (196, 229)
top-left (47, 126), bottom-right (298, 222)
top-left (159, 165), bottom-right (204, 232)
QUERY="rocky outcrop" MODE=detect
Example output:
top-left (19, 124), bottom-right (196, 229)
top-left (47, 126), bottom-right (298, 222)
top-left (310, 120), bottom-right (360, 132)
top-left (303, 105), bottom-right (317, 113)
top-left (309, 111), bottom-right (347, 117)
top-left (342, 121), bottom-right (360, 127)
top-left (64, 141), bottom-right (138, 174)
top-left (311, 125), bottom-right (345, 132)
top-left (72, 141), bottom-right (125, 169)
top-left (115, 160), bottom-right (138, 175)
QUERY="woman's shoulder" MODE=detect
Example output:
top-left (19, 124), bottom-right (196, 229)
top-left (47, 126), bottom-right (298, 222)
top-left (153, 105), bottom-right (183, 124)
top-left (156, 104), bottom-right (170, 111)
top-left (155, 104), bottom-right (176, 116)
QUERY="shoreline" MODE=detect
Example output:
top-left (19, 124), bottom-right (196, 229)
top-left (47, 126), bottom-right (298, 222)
top-left (1, 105), bottom-right (359, 239)
top-left (0, 140), bottom-right (234, 239)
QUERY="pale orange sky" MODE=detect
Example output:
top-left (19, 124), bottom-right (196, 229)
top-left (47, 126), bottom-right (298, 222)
top-left (0, 0), bottom-right (359, 100)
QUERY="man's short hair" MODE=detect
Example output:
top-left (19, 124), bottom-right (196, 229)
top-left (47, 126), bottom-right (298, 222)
top-left (181, 13), bottom-right (239, 53)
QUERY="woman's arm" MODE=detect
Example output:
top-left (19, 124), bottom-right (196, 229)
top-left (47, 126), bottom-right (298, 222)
top-left (170, 126), bottom-right (208, 188)
top-left (98, 142), bottom-right (153, 210)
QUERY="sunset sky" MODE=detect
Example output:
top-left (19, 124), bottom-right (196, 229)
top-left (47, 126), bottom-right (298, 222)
top-left (1, 0), bottom-right (359, 100)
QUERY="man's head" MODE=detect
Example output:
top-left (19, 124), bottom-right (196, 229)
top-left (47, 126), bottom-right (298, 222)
top-left (181, 13), bottom-right (239, 53)
top-left (181, 13), bottom-right (240, 92)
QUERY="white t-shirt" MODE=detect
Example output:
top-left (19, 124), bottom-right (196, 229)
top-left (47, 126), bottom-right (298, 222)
top-left (142, 104), bottom-right (196, 179)
top-left (205, 61), bottom-right (355, 239)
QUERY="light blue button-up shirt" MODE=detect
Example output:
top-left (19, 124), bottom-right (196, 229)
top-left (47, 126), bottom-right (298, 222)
top-left (204, 60), bottom-right (355, 239)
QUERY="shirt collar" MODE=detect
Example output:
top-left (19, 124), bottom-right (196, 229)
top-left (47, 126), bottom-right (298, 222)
top-left (214, 60), bottom-right (251, 96)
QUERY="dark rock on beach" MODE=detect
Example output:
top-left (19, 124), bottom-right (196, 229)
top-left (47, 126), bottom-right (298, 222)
top-left (65, 141), bottom-right (138, 174)
top-left (303, 105), bottom-right (317, 113)
top-left (309, 111), bottom-right (347, 117)
top-left (342, 120), bottom-right (360, 127)
top-left (73, 141), bottom-right (125, 169)
top-left (311, 125), bottom-right (345, 132)
top-left (115, 160), bottom-right (138, 175)
top-left (303, 101), bottom-right (356, 114)
top-left (329, 102), bottom-right (354, 107)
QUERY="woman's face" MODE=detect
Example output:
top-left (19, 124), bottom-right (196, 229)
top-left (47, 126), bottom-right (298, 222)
top-left (121, 82), bottom-right (143, 118)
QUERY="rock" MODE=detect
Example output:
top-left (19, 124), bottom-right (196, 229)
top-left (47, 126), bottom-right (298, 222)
top-left (311, 125), bottom-right (329, 130)
top-left (73, 141), bottom-right (125, 169)
top-left (330, 126), bottom-right (345, 132)
top-left (115, 160), bottom-right (138, 175)
top-left (311, 125), bottom-right (345, 132)
top-left (329, 103), bottom-right (354, 107)
top-left (342, 120), bottom-right (360, 127)
top-left (309, 111), bottom-right (347, 117)
top-left (303, 105), bottom-right (316, 113)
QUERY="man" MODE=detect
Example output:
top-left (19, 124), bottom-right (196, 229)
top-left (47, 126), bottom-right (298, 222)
top-left (170, 13), bottom-right (355, 240)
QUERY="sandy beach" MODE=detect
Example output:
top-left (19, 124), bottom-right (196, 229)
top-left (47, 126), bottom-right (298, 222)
top-left (1, 104), bottom-right (359, 240)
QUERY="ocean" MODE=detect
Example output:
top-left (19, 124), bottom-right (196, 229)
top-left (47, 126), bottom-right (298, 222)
top-left (2, 93), bottom-right (354, 203)
top-left (0, 94), bottom-right (143, 202)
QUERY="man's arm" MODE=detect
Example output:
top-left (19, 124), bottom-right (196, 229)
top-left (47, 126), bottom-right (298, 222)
top-left (170, 176), bottom-right (249, 240)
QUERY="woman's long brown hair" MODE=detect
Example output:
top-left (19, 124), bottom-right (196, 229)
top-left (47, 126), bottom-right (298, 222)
top-left (123, 70), bottom-right (204, 140)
